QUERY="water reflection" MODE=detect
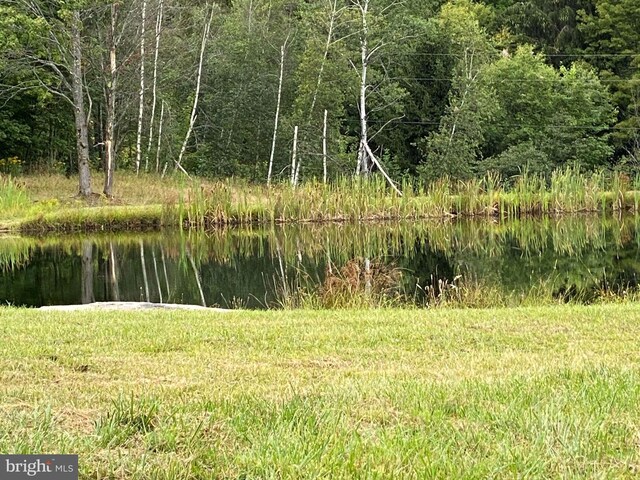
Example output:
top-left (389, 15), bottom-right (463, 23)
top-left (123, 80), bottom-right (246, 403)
top-left (1, 215), bottom-right (639, 308)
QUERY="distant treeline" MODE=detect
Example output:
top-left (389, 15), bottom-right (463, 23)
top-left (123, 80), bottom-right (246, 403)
top-left (1, 0), bottom-right (638, 193)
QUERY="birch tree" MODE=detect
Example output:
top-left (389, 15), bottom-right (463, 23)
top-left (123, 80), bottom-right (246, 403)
top-left (135, 0), bottom-right (147, 175)
top-left (103, 3), bottom-right (117, 196)
top-left (146, 0), bottom-right (163, 168)
top-left (94, 0), bottom-right (151, 195)
top-left (350, 0), bottom-right (404, 194)
top-left (175, 4), bottom-right (215, 177)
top-left (267, 40), bottom-right (288, 185)
top-left (291, 0), bottom-right (351, 181)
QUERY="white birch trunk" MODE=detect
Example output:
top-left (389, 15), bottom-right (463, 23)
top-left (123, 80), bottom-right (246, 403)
top-left (363, 142), bottom-right (402, 196)
top-left (160, 246), bottom-right (170, 299)
top-left (267, 43), bottom-right (286, 185)
top-left (108, 242), bottom-right (120, 301)
top-left (146, 0), bottom-right (163, 167)
top-left (186, 249), bottom-right (206, 307)
top-left (135, 0), bottom-right (147, 175)
top-left (291, 125), bottom-right (299, 187)
top-left (155, 99), bottom-right (165, 173)
top-left (176, 6), bottom-right (214, 178)
top-left (323, 109), bottom-right (328, 183)
top-left (356, 0), bottom-right (370, 176)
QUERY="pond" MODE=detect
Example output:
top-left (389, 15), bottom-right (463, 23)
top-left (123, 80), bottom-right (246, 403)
top-left (1, 215), bottom-right (639, 308)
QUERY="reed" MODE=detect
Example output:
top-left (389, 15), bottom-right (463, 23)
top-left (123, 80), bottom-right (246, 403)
top-left (0, 175), bottom-right (29, 214)
top-left (6, 169), bottom-right (640, 232)
top-left (272, 266), bottom-right (640, 310)
top-left (175, 169), bottom-right (640, 230)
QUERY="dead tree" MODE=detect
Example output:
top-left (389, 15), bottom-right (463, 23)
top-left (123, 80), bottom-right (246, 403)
top-left (175, 5), bottom-right (215, 178)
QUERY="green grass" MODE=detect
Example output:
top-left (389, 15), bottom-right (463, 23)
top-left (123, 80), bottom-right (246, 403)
top-left (2, 305), bottom-right (640, 478)
top-left (17, 205), bottom-right (167, 233)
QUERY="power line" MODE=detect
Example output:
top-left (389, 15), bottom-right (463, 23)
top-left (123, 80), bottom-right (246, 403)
top-left (317, 74), bottom-right (639, 85)
top-left (342, 119), bottom-right (640, 130)
top-left (391, 52), bottom-right (640, 58)
top-left (386, 77), bottom-right (639, 83)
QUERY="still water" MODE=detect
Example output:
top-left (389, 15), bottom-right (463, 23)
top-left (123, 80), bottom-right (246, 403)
top-left (1, 215), bottom-right (639, 308)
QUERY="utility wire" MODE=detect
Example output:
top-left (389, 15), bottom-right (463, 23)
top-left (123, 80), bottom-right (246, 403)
top-left (341, 119), bottom-right (640, 130)
top-left (389, 52), bottom-right (640, 58)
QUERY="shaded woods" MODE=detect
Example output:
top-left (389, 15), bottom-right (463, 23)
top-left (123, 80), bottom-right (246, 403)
top-left (1, 0), bottom-right (639, 196)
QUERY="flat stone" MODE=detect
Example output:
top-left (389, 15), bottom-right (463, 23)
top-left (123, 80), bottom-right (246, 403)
top-left (39, 302), bottom-right (231, 312)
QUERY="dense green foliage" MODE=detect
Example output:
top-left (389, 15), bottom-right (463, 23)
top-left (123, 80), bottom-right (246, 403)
top-left (0, 0), bottom-right (638, 188)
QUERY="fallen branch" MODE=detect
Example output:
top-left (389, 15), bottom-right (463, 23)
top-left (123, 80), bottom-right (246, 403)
top-left (363, 142), bottom-right (403, 196)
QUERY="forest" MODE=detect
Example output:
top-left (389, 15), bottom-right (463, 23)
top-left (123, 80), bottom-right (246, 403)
top-left (1, 0), bottom-right (639, 196)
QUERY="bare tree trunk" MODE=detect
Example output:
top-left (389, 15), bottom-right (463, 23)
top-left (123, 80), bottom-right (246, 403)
top-left (363, 142), bottom-right (402, 196)
top-left (155, 100), bottom-right (165, 173)
top-left (356, 0), bottom-right (370, 176)
top-left (146, 0), bottom-right (163, 168)
top-left (176, 6), bottom-right (214, 178)
top-left (71, 10), bottom-right (92, 196)
top-left (135, 0), bottom-right (147, 175)
top-left (103, 4), bottom-right (117, 197)
top-left (323, 109), bottom-right (328, 183)
top-left (267, 42), bottom-right (286, 185)
top-left (291, 125), bottom-right (300, 187)
top-left (351, 0), bottom-right (401, 196)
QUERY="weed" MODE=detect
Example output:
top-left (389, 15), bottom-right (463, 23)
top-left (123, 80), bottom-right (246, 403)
top-left (95, 394), bottom-right (160, 447)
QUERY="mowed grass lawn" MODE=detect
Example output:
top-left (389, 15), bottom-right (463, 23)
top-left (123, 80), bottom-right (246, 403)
top-left (1, 305), bottom-right (640, 479)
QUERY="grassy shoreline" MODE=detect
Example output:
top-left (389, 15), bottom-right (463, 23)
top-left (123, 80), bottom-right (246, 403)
top-left (2, 170), bottom-right (640, 233)
top-left (2, 304), bottom-right (640, 478)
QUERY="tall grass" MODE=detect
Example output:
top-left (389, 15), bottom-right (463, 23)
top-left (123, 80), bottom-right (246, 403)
top-left (174, 168), bottom-right (640, 229)
top-left (0, 175), bottom-right (29, 215)
top-left (6, 168), bottom-right (640, 233)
